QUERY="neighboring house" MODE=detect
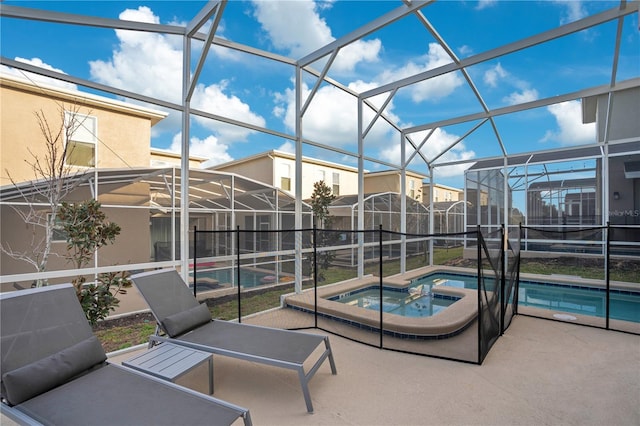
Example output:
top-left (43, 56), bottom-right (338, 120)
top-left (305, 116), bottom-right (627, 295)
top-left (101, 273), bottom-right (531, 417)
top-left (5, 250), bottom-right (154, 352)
top-left (212, 149), bottom-right (429, 201)
top-left (421, 183), bottom-right (464, 203)
top-left (0, 73), bottom-right (166, 185)
top-left (211, 149), bottom-right (360, 199)
top-left (364, 170), bottom-right (426, 203)
top-left (464, 85), bottom-right (639, 239)
top-left (151, 147), bottom-right (207, 169)
top-left (0, 73), bottom-right (166, 277)
top-left (0, 75), bottom-right (309, 282)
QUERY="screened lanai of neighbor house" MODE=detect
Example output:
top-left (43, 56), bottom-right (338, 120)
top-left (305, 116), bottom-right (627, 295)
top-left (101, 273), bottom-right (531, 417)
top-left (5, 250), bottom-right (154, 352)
top-left (1, 1), bottom-right (639, 361)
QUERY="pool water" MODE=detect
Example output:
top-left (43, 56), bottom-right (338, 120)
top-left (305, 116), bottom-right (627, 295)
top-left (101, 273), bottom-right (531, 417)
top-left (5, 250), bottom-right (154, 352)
top-left (192, 268), bottom-right (273, 288)
top-left (411, 272), bottom-right (640, 323)
top-left (330, 288), bottom-right (458, 318)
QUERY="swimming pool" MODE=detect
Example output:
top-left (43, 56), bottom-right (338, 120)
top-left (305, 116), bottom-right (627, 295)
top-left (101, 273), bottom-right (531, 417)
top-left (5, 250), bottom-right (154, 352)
top-left (192, 268), bottom-right (273, 288)
top-left (329, 287), bottom-right (458, 318)
top-left (411, 272), bottom-right (640, 323)
top-left (286, 277), bottom-right (477, 339)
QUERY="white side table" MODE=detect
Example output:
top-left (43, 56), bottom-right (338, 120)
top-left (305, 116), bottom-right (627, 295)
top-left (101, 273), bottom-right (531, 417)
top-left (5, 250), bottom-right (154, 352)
top-left (123, 342), bottom-right (213, 394)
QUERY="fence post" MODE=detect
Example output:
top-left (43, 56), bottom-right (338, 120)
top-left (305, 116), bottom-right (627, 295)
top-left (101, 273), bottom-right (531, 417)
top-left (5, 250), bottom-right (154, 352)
top-left (313, 221), bottom-right (318, 328)
top-left (606, 221), bottom-right (610, 330)
top-left (236, 225), bottom-right (241, 323)
top-left (193, 226), bottom-right (198, 298)
top-left (477, 225), bottom-right (482, 365)
top-left (515, 223), bottom-right (522, 315)
top-left (379, 224), bottom-right (384, 349)
top-left (500, 224), bottom-right (506, 335)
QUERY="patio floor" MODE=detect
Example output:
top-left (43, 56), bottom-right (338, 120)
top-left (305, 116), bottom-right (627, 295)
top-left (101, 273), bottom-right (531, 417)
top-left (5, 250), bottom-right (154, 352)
top-left (3, 231), bottom-right (638, 425)
top-left (3, 313), bottom-right (638, 426)
top-left (104, 313), bottom-right (637, 425)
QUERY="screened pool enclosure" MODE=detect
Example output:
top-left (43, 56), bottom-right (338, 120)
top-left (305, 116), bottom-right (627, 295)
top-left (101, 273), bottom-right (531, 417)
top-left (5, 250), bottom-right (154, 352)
top-left (0, 167), bottom-right (312, 289)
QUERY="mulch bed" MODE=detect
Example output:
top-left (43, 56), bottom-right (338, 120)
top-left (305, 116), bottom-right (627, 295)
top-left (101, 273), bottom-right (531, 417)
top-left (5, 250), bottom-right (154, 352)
top-left (93, 312), bottom-right (155, 331)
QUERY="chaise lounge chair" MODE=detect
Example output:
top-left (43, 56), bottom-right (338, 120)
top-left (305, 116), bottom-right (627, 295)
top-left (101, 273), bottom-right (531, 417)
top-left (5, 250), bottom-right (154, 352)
top-left (0, 284), bottom-right (252, 426)
top-left (130, 268), bottom-right (337, 413)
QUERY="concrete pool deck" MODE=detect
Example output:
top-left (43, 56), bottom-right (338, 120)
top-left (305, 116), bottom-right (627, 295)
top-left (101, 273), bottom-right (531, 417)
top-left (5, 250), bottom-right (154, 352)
top-left (4, 267), bottom-right (637, 425)
top-left (2, 314), bottom-right (638, 425)
top-left (112, 314), bottom-right (640, 425)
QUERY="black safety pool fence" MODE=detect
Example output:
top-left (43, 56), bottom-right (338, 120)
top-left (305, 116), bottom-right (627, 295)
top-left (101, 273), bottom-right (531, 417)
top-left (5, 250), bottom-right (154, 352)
top-left (518, 223), bottom-right (640, 335)
top-left (192, 225), bottom-right (523, 365)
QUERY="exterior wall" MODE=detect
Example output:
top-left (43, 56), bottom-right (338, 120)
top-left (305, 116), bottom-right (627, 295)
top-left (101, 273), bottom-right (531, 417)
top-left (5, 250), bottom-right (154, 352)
top-left (0, 205), bottom-right (71, 284)
top-left (608, 154), bottom-right (640, 225)
top-left (99, 205), bottom-right (152, 265)
top-left (1, 75), bottom-right (163, 186)
top-left (273, 156), bottom-right (358, 199)
top-left (363, 173), bottom-right (425, 202)
top-left (0, 203), bottom-right (149, 279)
top-left (213, 151), bottom-right (360, 199)
top-left (150, 149), bottom-right (206, 169)
top-left (1, 75), bottom-right (164, 278)
top-left (594, 87), bottom-right (640, 143)
top-left (422, 184), bottom-right (463, 203)
top-left (214, 156), bottom-right (274, 188)
top-left (364, 174), bottom-right (399, 194)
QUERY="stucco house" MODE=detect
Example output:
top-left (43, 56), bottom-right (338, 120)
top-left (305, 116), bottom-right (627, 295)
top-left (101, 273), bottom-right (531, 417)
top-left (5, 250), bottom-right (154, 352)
top-left (0, 74), bottom-right (312, 283)
top-left (211, 149), bottom-right (428, 202)
top-left (0, 73), bottom-right (171, 278)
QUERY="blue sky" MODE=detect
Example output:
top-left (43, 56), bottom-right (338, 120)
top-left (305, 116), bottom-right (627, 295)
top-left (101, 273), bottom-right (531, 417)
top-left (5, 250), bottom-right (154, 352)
top-left (1, 0), bottom-right (638, 189)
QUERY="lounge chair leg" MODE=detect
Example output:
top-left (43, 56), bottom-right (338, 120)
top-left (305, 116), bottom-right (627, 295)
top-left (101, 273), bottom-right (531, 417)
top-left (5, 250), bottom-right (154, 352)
top-left (298, 368), bottom-right (314, 413)
top-left (149, 326), bottom-right (162, 349)
top-left (208, 356), bottom-right (214, 394)
top-left (325, 337), bottom-right (337, 374)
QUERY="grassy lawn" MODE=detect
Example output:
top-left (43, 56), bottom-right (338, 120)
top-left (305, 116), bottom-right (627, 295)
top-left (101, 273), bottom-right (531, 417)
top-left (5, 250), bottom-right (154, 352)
top-left (94, 321), bottom-right (156, 352)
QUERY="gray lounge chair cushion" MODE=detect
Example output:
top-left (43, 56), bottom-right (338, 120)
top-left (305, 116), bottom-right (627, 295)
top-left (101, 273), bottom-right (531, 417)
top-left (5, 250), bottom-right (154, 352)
top-left (161, 303), bottom-right (211, 337)
top-left (2, 336), bottom-right (106, 405)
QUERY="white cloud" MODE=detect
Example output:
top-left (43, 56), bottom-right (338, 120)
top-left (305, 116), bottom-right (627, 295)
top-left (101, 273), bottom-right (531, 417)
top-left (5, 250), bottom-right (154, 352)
top-left (540, 100), bottom-right (596, 146)
top-left (1, 57), bottom-right (77, 91)
top-left (272, 43), bottom-right (472, 167)
top-left (458, 45), bottom-right (473, 57)
top-left (476, 0), bottom-right (498, 10)
top-left (169, 133), bottom-right (233, 166)
top-left (88, 6), bottom-right (265, 144)
top-left (484, 63), bottom-right (507, 88)
top-left (378, 43), bottom-right (463, 103)
top-left (433, 162), bottom-right (473, 179)
top-left (277, 141), bottom-right (295, 153)
top-left (335, 39), bottom-right (382, 72)
top-left (168, 15), bottom-right (244, 62)
top-left (274, 79), bottom-right (401, 150)
top-left (89, 7), bottom-right (185, 104)
top-left (380, 128), bottom-right (476, 177)
top-left (503, 88), bottom-right (539, 105)
top-left (191, 81), bottom-right (266, 142)
top-left (252, 0), bottom-right (332, 59)
top-left (251, 0), bottom-right (380, 71)
top-left (483, 63), bottom-right (540, 106)
top-left (553, 0), bottom-right (588, 24)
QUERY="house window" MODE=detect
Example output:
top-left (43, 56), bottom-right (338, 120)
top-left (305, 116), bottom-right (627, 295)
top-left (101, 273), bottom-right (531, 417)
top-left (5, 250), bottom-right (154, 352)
top-left (332, 172), bottom-right (340, 196)
top-left (65, 112), bottom-right (97, 167)
top-left (49, 214), bottom-right (67, 242)
top-left (316, 170), bottom-right (325, 183)
top-left (280, 164), bottom-right (291, 191)
top-left (434, 189), bottom-right (439, 202)
top-left (409, 180), bottom-right (415, 199)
